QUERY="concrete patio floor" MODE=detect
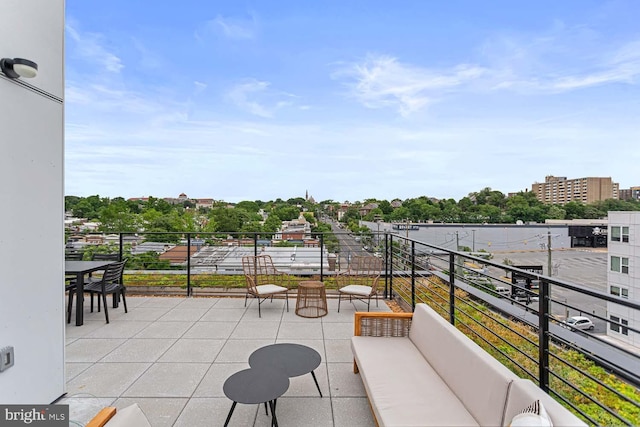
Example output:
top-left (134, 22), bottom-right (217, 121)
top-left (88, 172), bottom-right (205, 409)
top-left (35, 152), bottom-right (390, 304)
top-left (61, 295), bottom-right (390, 426)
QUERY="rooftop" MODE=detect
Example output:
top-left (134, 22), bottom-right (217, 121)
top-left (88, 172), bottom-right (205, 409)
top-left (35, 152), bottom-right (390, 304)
top-left (62, 295), bottom-right (389, 426)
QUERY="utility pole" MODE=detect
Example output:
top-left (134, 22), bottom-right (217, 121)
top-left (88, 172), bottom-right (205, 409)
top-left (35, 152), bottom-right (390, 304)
top-left (455, 231), bottom-right (460, 250)
top-left (471, 229), bottom-right (476, 252)
top-left (547, 231), bottom-right (552, 277)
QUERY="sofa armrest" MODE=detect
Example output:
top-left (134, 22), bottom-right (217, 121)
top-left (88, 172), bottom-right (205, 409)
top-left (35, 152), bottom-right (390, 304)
top-left (86, 407), bottom-right (116, 427)
top-left (354, 311), bottom-right (413, 337)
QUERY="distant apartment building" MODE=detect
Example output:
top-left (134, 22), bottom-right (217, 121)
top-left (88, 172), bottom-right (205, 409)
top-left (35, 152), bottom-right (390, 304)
top-left (606, 211), bottom-right (639, 347)
top-left (618, 186), bottom-right (640, 201)
top-left (531, 175), bottom-right (619, 205)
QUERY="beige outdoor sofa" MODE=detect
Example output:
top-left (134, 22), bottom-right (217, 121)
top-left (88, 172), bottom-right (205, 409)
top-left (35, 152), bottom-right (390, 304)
top-left (351, 303), bottom-right (587, 427)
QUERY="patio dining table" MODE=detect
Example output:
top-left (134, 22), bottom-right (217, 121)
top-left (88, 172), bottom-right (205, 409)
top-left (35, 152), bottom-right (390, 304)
top-left (65, 260), bottom-right (114, 326)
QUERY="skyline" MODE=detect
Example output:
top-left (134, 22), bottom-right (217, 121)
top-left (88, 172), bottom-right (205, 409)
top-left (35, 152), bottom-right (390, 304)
top-left (65, 0), bottom-right (640, 203)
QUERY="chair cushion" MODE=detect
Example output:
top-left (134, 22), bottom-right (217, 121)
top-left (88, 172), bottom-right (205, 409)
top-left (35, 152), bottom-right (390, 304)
top-left (339, 285), bottom-right (372, 296)
top-left (255, 284), bottom-right (287, 295)
top-left (352, 336), bottom-right (478, 426)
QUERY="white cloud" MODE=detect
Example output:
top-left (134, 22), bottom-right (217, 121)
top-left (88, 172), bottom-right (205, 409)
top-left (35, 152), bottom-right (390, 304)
top-left (335, 54), bottom-right (486, 116)
top-left (66, 23), bottom-right (124, 73)
top-left (226, 79), bottom-right (297, 118)
top-left (211, 14), bottom-right (256, 40)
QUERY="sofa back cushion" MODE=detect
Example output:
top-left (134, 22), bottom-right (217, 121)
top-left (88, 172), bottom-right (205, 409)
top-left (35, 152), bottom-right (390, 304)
top-left (505, 379), bottom-right (587, 427)
top-left (409, 303), bottom-right (518, 427)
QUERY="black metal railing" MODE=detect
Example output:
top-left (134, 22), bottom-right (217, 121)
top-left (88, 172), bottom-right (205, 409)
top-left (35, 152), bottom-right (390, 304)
top-left (64, 229), bottom-right (640, 424)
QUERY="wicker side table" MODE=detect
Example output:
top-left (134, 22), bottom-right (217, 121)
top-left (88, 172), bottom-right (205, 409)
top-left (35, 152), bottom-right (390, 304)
top-left (295, 281), bottom-right (328, 318)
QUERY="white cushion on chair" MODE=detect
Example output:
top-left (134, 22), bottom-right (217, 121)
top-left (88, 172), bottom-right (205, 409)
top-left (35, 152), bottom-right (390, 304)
top-left (339, 285), bottom-right (372, 296)
top-left (256, 284), bottom-right (287, 295)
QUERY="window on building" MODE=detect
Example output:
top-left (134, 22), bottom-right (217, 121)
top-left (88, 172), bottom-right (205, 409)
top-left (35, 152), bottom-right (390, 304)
top-left (610, 315), bottom-right (620, 333)
top-left (622, 226), bottom-right (629, 243)
top-left (611, 226), bottom-right (620, 242)
top-left (610, 286), bottom-right (629, 299)
top-left (610, 316), bottom-right (630, 336)
top-left (611, 256), bottom-right (629, 274)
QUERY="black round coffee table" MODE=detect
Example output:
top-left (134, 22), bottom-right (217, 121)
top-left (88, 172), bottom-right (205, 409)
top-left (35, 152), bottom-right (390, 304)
top-left (223, 368), bottom-right (289, 427)
top-left (249, 343), bottom-right (323, 397)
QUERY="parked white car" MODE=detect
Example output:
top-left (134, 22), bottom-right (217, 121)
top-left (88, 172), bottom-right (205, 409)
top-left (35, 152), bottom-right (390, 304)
top-left (562, 316), bottom-right (595, 331)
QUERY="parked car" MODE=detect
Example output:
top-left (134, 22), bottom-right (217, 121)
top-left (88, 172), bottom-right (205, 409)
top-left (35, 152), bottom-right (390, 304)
top-left (494, 287), bottom-right (510, 297)
top-left (562, 316), bottom-right (595, 331)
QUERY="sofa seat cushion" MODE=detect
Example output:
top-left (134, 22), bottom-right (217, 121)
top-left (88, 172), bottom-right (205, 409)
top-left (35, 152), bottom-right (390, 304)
top-left (352, 336), bottom-right (478, 426)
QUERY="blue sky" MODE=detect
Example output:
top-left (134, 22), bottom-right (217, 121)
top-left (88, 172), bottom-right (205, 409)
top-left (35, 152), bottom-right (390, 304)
top-left (65, 0), bottom-right (640, 203)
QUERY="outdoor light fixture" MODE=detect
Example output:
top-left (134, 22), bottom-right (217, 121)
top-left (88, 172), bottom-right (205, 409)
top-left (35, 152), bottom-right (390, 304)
top-left (1, 57), bottom-right (38, 79)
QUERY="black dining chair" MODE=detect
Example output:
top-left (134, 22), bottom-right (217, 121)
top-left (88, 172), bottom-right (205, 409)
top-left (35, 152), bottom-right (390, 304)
top-left (67, 259), bottom-right (128, 324)
top-left (91, 253), bottom-right (120, 261)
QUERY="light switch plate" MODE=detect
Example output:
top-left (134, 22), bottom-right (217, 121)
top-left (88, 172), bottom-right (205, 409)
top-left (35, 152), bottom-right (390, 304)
top-left (0, 346), bottom-right (14, 372)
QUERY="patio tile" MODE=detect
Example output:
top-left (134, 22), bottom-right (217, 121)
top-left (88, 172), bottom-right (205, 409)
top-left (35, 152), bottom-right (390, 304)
top-left (200, 308), bottom-right (247, 322)
top-left (139, 297), bottom-right (184, 308)
top-left (65, 339), bottom-right (126, 363)
top-left (83, 321), bottom-right (151, 339)
top-left (243, 300), bottom-right (288, 320)
top-left (114, 307), bottom-right (171, 321)
top-left (99, 338), bottom-right (176, 363)
top-left (65, 320), bottom-right (105, 338)
top-left (210, 298), bottom-right (251, 309)
top-left (327, 363), bottom-right (367, 397)
top-left (66, 362), bottom-right (92, 382)
top-left (322, 322), bottom-right (355, 340)
top-left (284, 364), bottom-right (329, 398)
top-left (254, 397), bottom-right (333, 427)
top-left (193, 363), bottom-right (249, 397)
top-left (113, 397), bottom-right (187, 427)
top-left (173, 397), bottom-right (257, 427)
top-left (325, 339), bottom-right (354, 363)
top-left (277, 321), bottom-right (324, 339)
top-left (157, 308), bottom-right (208, 322)
top-left (215, 339), bottom-right (275, 363)
top-left (230, 321), bottom-right (280, 340)
top-left (66, 362), bottom-right (151, 397)
top-left (176, 297), bottom-right (220, 309)
top-left (123, 363), bottom-right (210, 398)
top-left (66, 338), bottom-right (78, 345)
top-left (332, 397), bottom-right (377, 426)
top-left (182, 321), bottom-right (237, 339)
top-left (158, 338), bottom-right (225, 363)
top-left (121, 296), bottom-right (149, 307)
top-left (134, 321), bottom-right (193, 339)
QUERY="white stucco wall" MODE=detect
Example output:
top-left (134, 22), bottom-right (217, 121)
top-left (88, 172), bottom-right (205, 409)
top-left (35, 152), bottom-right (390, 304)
top-left (0, 0), bottom-right (65, 403)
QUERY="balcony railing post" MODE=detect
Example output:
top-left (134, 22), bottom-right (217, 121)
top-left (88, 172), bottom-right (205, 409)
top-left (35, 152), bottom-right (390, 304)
top-left (411, 240), bottom-right (416, 310)
top-left (187, 233), bottom-right (192, 297)
top-left (384, 233), bottom-right (388, 298)
top-left (320, 234), bottom-right (324, 282)
top-left (254, 233), bottom-right (258, 257)
top-left (389, 234), bottom-right (393, 300)
top-left (118, 233), bottom-right (124, 262)
top-left (539, 279), bottom-right (550, 392)
top-left (449, 252), bottom-right (456, 325)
